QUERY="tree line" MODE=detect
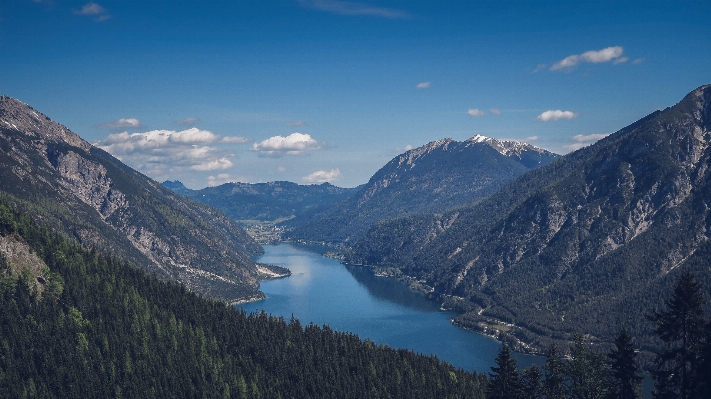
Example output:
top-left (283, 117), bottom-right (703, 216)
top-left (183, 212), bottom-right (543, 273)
top-left (0, 199), bottom-right (487, 398)
top-left (1, 195), bottom-right (710, 398)
top-left (487, 270), bottom-right (711, 399)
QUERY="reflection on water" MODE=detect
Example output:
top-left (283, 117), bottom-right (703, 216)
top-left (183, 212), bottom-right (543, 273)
top-left (241, 243), bottom-right (543, 373)
top-left (344, 264), bottom-right (440, 312)
top-left (241, 243), bottom-right (651, 397)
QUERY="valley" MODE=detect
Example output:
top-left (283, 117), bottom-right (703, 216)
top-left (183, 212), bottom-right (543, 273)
top-left (2, 86), bottom-right (711, 398)
top-left (240, 243), bottom-right (544, 372)
top-left (345, 85), bottom-right (711, 356)
top-left (5, 1), bottom-right (711, 396)
top-left (160, 85), bottom-right (711, 358)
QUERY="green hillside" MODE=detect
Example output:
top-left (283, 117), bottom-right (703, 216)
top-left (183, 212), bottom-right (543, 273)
top-left (0, 199), bottom-right (487, 398)
top-left (0, 96), bottom-right (265, 302)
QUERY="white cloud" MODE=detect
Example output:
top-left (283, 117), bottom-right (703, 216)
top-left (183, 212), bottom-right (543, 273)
top-left (580, 46), bottom-right (624, 63)
top-left (175, 117), bottom-right (201, 126)
top-left (550, 46), bottom-right (624, 71)
top-left (525, 136), bottom-right (539, 142)
top-left (536, 110), bottom-right (579, 122)
top-left (395, 144), bottom-right (413, 153)
top-left (564, 133), bottom-right (610, 152)
top-left (95, 128), bottom-right (233, 178)
top-left (207, 173), bottom-right (234, 187)
top-left (75, 2), bottom-right (104, 14)
top-left (288, 120), bottom-right (307, 127)
top-left (298, 0), bottom-right (410, 19)
top-left (169, 128), bottom-right (219, 144)
top-left (416, 82), bottom-right (431, 89)
top-left (74, 2), bottom-right (110, 21)
top-left (613, 56), bottom-right (629, 65)
top-left (468, 108), bottom-right (486, 117)
top-left (551, 55), bottom-right (581, 71)
top-left (303, 169), bottom-right (341, 183)
top-left (533, 64), bottom-right (547, 73)
top-left (96, 118), bottom-right (142, 130)
top-left (97, 128), bottom-right (219, 151)
top-left (251, 132), bottom-right (326, 157)
top-left (191, 158), bottom-right (233, 171)
top-left (221, 136), bottom-right (252, 144)
top-left (490, 108), bottom-right (502, 115)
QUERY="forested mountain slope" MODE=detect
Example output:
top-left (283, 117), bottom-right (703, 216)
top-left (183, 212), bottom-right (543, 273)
top-left (0, 96), bottom-right (264, 302)
top-left (347, 85), bottom-right (711, 352)
top-left (285, 135), bottom-right (558, 244)
top-left (163, 180), bottom-right (360, 222)
top-left (0, 199), bottom-right (487, 398)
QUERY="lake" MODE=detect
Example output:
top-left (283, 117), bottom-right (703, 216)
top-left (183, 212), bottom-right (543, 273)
top-left (239, 242), bottom-right (542, 373)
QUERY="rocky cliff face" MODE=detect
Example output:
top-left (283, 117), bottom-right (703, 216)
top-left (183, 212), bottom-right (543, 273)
top-left (0, 96), bottom-right (264, 302)
top-left (285, 135), bottom-right (559, 243)
top-left (348, 85), bottom-right (711, 351)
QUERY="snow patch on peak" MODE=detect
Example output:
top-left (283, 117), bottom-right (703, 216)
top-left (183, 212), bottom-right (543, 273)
top-left (466, 134), bottom-right (553, 158)
top-left (469, 134), bottom-right (489, 143)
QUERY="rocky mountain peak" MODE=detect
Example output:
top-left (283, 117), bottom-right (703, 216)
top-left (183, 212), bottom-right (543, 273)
top-left (468, 134), bottom-right (489, 143)
top-left (465, 133), bottom-right (555, 159)
top-left (162, 180), bottom-right (189, 194)
top-left (688, 84), bottom-right (711, 126)
top-left (0, 96), bottom-right (90, 151)
top-left (287, 132), bottom-right (559, 243)
top-left (396, 138), bottom-right (455, 168)
top-left (346, 84), bottom-right (711, 352)
top-left (0, 96), bottom-right (265, 302)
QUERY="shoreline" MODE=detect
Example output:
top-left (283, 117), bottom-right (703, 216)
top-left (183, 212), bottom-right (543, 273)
top-left (257, 243), bottom-right (582, 357)
top-left (229, 293), bottom-right (265, 306)
top-left (256, 264), bottom-right (291, 280)
top-left (342, 260), bottom-right (552, 356)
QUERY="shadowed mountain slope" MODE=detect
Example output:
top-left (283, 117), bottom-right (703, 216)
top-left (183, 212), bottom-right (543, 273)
top-left (0, 96), bottom-right (264, 302)
top-left (347, 85), bottom-right (711, 352)
top-left (285, 135), bottom-right (559, 244)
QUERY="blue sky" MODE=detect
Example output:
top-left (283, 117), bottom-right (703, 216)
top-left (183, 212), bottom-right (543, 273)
top-left (2, 1), bottom-right (710, 188)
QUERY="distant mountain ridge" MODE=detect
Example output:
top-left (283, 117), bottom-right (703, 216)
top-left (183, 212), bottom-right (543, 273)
top-left (163, 180), bottom-right (360, 222)
top-left (0, 95), bottom-right (266, 302)
top-left (347, 85), bottom-right (711, 352)
top-left (285, 135), bottom-right (559, 244)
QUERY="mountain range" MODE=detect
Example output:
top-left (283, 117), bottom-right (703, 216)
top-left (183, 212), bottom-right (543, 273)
top-left (0, 96), bottom-right (269, 302)
top-left (346, 85), bottom-right (711, 352)
top-left (5, 83), bottom-right (710, 356)
top-left (163, 180), bottom-right (360, 223)
top-left (284, 135), bottom-right (559, 244)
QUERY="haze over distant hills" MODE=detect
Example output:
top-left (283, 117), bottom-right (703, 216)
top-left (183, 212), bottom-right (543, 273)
top-left (163, 180), bottom-right (360, 223)
top-left (0, 96), bottom-right (268, 302)
top-left (284, 135), bottom-right (559, 244)
top-left (347, 85), bottom-right (711, 352)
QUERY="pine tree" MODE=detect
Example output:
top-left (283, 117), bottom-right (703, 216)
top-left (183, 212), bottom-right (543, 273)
top-left (691, 319), bottom-right (711, 399)
top-left (608, 328), bottom-right (642, 399)
top-left (566, 334), bottom-right (610, 399)
top-left (543, 344), bottom-right (567, 399)
top-left (487, 343), bottom-right (523, 399)
top-left (521, 365), bottom-right (543, 399)
top-left (647, 270), bottom-right (706, 399)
